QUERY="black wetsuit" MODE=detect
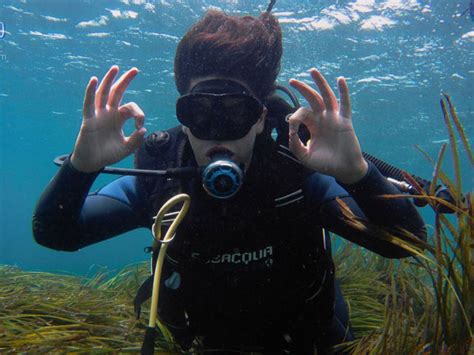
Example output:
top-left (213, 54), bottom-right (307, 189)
top-left (33, 129), bottom-right (426, 354)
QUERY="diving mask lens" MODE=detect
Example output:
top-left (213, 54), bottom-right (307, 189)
top-left (176, 93), bottom-right (264, 141)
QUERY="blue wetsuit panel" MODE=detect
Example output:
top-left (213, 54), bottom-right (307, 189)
top-left (96, 176), bottom-right (140, 208)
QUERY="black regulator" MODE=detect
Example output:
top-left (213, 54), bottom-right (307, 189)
top-left (201, 153), bottom-right (244, 199)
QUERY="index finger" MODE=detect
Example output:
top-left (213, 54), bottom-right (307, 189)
top-left (289, 78), bottom-right (324, 113)
top-left (108, 67), bottom-right (139, 107)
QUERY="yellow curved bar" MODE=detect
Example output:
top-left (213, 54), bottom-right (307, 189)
top-left (148, 194), bottom-right (191, 330)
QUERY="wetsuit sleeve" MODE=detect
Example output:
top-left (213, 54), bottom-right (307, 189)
top-left (304, 160), bottom-right (427, 258)
top-left (32, 156), bottom-right (148, 251)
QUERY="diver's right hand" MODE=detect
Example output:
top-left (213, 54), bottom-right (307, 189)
top-left (71, 66), bottom-right (147, 173)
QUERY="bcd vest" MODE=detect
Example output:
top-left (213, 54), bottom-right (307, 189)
top-left (133, 125), bottom-right (336, 340)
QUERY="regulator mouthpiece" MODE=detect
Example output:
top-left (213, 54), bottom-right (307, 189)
top-left (202, 154), bottom-right (243, 199)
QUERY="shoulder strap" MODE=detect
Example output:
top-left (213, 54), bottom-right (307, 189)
top-left (134, 125), bottom-right (188, 222)
top-left (135, 125), bottom-right (187, 171)
top-left (272, 145), bottom-right (311, 209)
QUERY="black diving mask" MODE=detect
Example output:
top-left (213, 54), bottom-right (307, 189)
top-left (176, 79), bottom-right (264, 141)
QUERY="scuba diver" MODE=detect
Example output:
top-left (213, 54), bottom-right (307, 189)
top-left (32, 3), bottom-right (427, 354)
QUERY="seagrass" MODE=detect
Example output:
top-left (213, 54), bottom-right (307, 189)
top-left (0, 264), bottom-right (181, 353)
top-left (335, 94), bottom-right (473, 354)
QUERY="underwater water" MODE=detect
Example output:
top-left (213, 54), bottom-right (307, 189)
top-left (0, 0), bottom-right (472, 276)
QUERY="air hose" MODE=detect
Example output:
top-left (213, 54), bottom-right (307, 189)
top-left (141, 194), bottom-right (191, 355)
top-left (362, 152), bottom-right (455, 212)
top-left (53, 155), bottom-right (197, 178)
top-left (362, 152), bottom-right (428, 192)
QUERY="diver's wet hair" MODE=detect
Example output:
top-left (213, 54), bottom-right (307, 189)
top-left (174, 9), bottom-right (282, 100)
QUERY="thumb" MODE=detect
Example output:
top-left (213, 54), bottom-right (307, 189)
top-left (126, 127), bottom-right (147, 152)
top-left (288, 115), bottom-right (308, 162)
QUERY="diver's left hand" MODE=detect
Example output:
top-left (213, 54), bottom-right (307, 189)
top-left (288, 68), bottom-right (368, 184)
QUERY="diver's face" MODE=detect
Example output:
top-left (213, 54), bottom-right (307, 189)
top-left (184, 118), bottom-right (265, 168)
top-left (181, 77), bottom-right (266, 169)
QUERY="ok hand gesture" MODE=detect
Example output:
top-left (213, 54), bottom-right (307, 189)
top-left (71, 66), bottom-right (147, 173)
top-left (288, 68), bottom-right (368, 184)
